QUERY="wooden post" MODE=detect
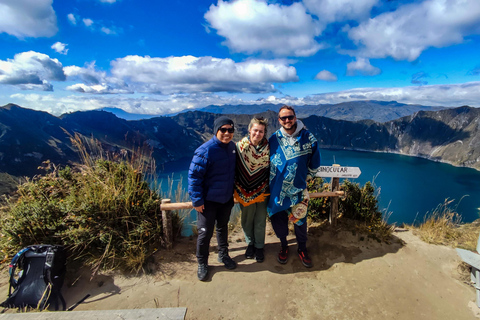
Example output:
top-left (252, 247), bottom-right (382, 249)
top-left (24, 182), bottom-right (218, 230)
top-left (329, 164), bottom-right (340, 225)
top-left (161, 198), bottom-right (173, 250)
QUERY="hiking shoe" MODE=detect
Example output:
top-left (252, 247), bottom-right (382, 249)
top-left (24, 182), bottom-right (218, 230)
top-left (298, 249), bottom-right (313, 268)
top-left (197, 263), bottom-right (209, 281)
top-left (245, 244), bottom-right (255, 259)
top-left (255, 248), bottom-right (265, 263)
top-left (218, 254), bottom-right (237, 270)
top-left (277, 246), bottom-right (288, 264)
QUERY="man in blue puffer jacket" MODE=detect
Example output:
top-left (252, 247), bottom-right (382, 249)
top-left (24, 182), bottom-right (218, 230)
top-left (188, 116), bottom-right (237, 281)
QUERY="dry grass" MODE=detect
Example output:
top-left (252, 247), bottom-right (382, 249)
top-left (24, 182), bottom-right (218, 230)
top-left (0, 133), bottom-right (180, 275)
top-left (412, 199), bottom-right (480, 251)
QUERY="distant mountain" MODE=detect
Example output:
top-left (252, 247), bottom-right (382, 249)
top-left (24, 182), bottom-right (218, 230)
top-left (198, 100), bottom-right (446, 123)
top-left (99, 107), bottom-right (158, 120)
top-left (61, 110), bottom-right (205, 165)
top-left (0, 104), bottom-right (78, 176)
top-left (0, 103), bottom-right (479, 180)
top-left (302, 106), bottom-right (480, 169)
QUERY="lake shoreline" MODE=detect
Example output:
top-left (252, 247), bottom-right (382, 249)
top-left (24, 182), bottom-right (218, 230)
top-left (157, 148), bottom-right (480, 227)
top-left (319, 147), bottom-right (480, 172)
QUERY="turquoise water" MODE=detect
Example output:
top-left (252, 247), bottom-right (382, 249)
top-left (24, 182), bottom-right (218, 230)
top-left (158, 149), bottom-right (480, 227)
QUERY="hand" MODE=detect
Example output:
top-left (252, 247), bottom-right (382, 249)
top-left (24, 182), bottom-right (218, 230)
top-left (194, 205), bottom-right (204, 213)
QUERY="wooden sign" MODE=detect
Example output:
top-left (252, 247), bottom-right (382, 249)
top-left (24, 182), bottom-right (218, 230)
top-left (316, 166), bottom-right (361, 178)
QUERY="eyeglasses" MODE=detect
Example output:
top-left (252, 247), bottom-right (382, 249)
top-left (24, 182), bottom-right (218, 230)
top-left (279, 115), bottom-right (295, 122)
top-left (219, 127), bottom-right (235, 133)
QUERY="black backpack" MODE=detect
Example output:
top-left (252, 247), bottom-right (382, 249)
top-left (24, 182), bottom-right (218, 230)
top-left (1, 245), bottom-right (67, 311)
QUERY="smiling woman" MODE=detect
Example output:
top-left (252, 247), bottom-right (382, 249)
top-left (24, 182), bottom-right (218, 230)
top-left (234, 116), bottom-right (270, 262)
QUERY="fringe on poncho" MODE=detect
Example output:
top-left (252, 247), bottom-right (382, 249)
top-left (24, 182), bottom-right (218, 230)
top-left (234, 136), bottom-right (270, 206)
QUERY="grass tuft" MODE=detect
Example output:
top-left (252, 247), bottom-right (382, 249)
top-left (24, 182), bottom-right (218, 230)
top-left (0, 134), bottom-right (180, 275)
top-left (413, 198), bottom-right (480, 251)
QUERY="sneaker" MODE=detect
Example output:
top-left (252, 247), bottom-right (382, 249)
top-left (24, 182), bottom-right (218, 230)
top-left (277, 246), bottom-right (288, 264)
top-left (218, 254), bottom-right (237, 270)
top-left (245, 244), bottom-right (255, 259)
top-left (298, 249), bottom-right (313, 268)
top-left (197, 263), bottom-right (209, 281)
top-left (255, 248), bottom-right (265, 263)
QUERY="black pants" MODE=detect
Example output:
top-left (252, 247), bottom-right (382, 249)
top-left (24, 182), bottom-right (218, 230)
top-left (196, 198), bottom-right (234, 264)
top-left (270, 210), bottom-right (308, 248)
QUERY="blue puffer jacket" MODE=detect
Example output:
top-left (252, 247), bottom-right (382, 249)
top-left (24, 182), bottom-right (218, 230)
top-left (188, 136), bottom-right (236, 207)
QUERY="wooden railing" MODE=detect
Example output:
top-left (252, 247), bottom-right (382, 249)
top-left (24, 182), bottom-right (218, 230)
top-left (160, 178), bottom-right (345, 249)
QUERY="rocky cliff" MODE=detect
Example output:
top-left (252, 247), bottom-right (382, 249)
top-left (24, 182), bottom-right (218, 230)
top-left (303, 106), bottom-right (480, 170)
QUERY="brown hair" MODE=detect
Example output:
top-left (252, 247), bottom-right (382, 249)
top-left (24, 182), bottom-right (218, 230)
top-left (278, 105), bottom-right (296, 116)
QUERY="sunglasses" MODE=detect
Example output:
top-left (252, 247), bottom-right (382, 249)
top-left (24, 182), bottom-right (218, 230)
top-left (219, 127), bottom-right (235, 133)
top-left (279, 115), bottom-right (295, 122)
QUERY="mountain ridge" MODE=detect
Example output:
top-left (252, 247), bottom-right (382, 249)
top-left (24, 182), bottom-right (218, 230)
top-left (0, 103), bottom-right (478, 178)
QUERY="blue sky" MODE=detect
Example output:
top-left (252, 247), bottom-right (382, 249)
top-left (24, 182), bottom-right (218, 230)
top-left (1, 0), bottom-right (480, 116)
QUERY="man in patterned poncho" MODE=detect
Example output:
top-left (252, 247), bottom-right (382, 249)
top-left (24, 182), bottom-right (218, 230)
top-left (268, 105), bottom-right (321, 268)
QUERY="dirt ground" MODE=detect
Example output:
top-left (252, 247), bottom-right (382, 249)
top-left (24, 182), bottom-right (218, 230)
top-left (1, 224), bottom-right (479, 319)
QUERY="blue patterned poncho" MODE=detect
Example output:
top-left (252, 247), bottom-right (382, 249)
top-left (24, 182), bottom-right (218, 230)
top-left (267, 121), bottom-right (321, 225)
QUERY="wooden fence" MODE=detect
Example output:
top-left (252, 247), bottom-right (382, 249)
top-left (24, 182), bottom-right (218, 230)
top-left (159, 176), bottom-right (345, 249)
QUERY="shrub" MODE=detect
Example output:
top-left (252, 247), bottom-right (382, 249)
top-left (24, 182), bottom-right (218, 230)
top-left (307, 177), bottom-right (393, 242)
top-left (0, 135), bottom-right (170, 274)
top-left (307, 178), bottom-right (382, 223)
top-left (340, 180), bottom-right (381, 222)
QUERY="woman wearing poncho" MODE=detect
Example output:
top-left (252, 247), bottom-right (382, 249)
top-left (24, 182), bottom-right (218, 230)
top-left (234, 117), bottom-right (270, 262)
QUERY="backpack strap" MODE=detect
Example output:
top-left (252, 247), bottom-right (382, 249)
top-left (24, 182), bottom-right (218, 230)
top-left (43, 246), bottom-right (66, 311)
top-left (7, 247), bottom-right (32, 293)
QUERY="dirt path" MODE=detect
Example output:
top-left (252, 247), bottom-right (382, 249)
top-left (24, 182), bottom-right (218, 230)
top-left (1, 226), bottom-right (479, 319)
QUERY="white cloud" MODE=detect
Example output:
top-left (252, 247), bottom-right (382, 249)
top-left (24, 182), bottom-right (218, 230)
top-left (204, 0), bottom-right (322, 57)
top-left (346, 58), bottom-right (381, 76)
top-left (65, 83), bottom-right (131, 94)
top-left (7, 92), bottom-right (278, 116)
top-left (110, 55), bottom-right (298, 94)
top-left (348, 0), bottom-right (480, 61)
top-left (303, 0), bottom-right (378, 23)
top-left (51, 42), bottom-right (68, 55)
top-left (71, 15), bottom-right (120, 35)
top-left (0, 0), bottom-right (57, 38)
top-left (8, 80), bottom-right (480, 117)
top-left (64, 62), bottom-right (131, 94)
top-left (315, 70), bottom-right (338, 82)
top-left (64, 63), bottom-right (106, 85)
top-left (83, 18), bottom-right (94, 27)
top-left (67, 13), bottom-right (77, 25)
top-left (304, 81), bottom-right (480, 108)
top-left (0, 51), bottom-right (65, 91)
top-left (9, 93), bottom-right (108, 115)
top-left (101, 27), bottom-right (116, 35)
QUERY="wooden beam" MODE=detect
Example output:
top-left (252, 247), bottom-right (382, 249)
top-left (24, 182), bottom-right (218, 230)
top-left (159, 190), bottom-right (344, 211)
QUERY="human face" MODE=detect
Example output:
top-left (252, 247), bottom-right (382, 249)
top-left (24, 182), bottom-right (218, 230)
top-left (278, 108), bottom-right (297, 133)
top-left (249, 123), bottom-right (266, 146)
top-left (216, 124), bottom-right (234, 144)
